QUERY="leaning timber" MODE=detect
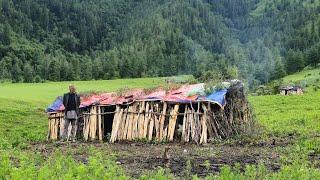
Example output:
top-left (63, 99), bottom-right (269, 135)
top-left (47, 80), bottom-right (254, 144)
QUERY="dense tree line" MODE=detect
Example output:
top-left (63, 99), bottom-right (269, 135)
top-left (0, 0), bottom-right (319, 88)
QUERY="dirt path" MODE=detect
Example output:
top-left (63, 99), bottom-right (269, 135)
top-left (27, 136), bottom-right (300, 177)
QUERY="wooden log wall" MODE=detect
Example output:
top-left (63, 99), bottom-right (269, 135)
top-left (83, 106), bottom-right (104, 141)
top-left (47, 112), bottom-right (64, 140)
top-left (181, 103), bottom-right (204, 144)
top-left (108, 102), bottom-right (208, 143)
top-left (47, 100), bottom-right (252, 144)
top-left (110, 101), bottom-right (181, 143)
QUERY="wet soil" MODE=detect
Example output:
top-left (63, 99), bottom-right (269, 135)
top-left (28, 136), bottom-right (299, 177)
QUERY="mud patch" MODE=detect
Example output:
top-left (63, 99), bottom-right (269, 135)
top-left (111, 143), bottom-right (282, 177)
top-left (27, 138), bottom-right (289, 177)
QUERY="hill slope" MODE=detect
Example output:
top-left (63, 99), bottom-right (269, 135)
top-left (0, 0), bottom-right (319, 87)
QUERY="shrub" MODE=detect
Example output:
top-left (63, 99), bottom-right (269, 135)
top-left (34, 75), bottom-right (42, 83)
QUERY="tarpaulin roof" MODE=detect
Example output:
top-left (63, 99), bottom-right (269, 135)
top-left (46, 83), bottom-right (229, 113)
top-left (47, 96), bottom-right (64, 112)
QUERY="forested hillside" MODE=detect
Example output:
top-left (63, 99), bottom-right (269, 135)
top-left (0, 0), bottom-right (319, 87)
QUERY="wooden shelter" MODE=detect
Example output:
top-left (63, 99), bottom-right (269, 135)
top-left (47, 81), bottom-right (253, 144)
top-left (279, 86), bottom-right (303, 95)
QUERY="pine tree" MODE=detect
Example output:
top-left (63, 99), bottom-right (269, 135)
top-left (0, 24), bottom-right (11, 45)
top-left (48, 59), bottom-right (60, 81)
top-left (23, 63), bottom-right (34, 83)
top-left (271, 58), bottom-right (286, 80)
top-left (81, 58), bottom-right (93, 80)
top-left (11, 62), bottom-right (22, 83)
top-left (0, 61), bottom-right (11, 80)
top-left (286, 50), bottom-right (305, 73)
top-left (307, 44), bottom-right (320, 67)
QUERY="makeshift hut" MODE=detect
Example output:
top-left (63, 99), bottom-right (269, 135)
top-left (279, 86), bottom-right (303, 95)
top-left (46, 80), bottom-right (253, 144)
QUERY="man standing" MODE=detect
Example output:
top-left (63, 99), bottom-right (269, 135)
top-left (62, 85), bottom-right (81, 142)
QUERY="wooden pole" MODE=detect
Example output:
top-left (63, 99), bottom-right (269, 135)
top-left (123, 106), bottom-right (131, 140)
top-left (98, 107), bottom-right (103, 141)
top-left (83, 114), bottom-right (88, 141)
top-left (148, 111), bottom-right (154, 141)
top-left (200, 104), bottom-right (208, 144)
top-left (91, 106), bottom-right (97, 140)
top-left (110, 108), bottom-right (123, 143)
top-left (51, 115), bottom-right (54, 140)
top-left (143, 102), bottom-right (150, 138)
top-left (155, 103), bottom-right (160, 140)
top-left (101, 107), bottom-right (105, 140)
top-left (163, 127), bottom-right (168, 140)
top-left (186, 108), bottom-right (191, 142)
top-left (59, 112), bottom-right (64, 139)
top-left (47, 115), bottom-right (52, 140)
top-left (181, 106), bottom-right (187, 142)
top-left (159, 102), bottom-right (167, 141)
top-left (168, 104), bottom-right (179, 141)
top-left (54, 116), bottom-right (59, 140)
top-left (138, 101), bottom-right (146, 138)
top-left (119, 107), bottom-right (128, 140)
top-left (132, 103), bottom-right (141, 139)
top-left (87, 110), bottom-right (91, 140)
top-left (127, 103), bottom-right (137, 140)
top-left (110, 106), bottom-right (119, 142)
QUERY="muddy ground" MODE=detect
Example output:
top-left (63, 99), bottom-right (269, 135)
top-left (28, 135), bottom-right (319, 177)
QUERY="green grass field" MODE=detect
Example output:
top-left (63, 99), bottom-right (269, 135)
top-left (0, 72), bottom-right (320, 179)
top-left (0, 77), bottom-right (164, 104)
top-left (281, 67), bottom-right (320, 90)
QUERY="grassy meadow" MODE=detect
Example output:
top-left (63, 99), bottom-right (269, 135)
top-left (0, 73), bottom-right (320, 179)
top-left (0, 77), bottom-right (164, 150)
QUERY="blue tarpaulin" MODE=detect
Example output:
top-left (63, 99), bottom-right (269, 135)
top-left (197, 89), bottom-right (228, 108)
top-left (46, 96), bottom-right (63, 112)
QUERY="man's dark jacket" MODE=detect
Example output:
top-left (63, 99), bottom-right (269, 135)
top-left (63, 93), bottom-right (81, 115)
